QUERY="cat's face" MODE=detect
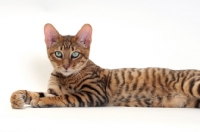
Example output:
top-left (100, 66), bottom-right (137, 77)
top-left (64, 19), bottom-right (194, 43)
top-left (44, 24), bottom-right (92, 76)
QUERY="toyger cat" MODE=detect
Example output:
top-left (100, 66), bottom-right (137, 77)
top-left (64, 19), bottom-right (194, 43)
top-left (10, 23), bottom-right (200, 108)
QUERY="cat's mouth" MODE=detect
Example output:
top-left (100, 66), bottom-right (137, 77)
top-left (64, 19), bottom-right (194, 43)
top-left (55, 69), bottom-right (74, 77)
top-left (58, 62), bottom-right (88, 77)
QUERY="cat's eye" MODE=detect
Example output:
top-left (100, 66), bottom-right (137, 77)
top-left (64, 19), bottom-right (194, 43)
top-left (71, 51), bottom-right (80, 58)
top-left (55, 51), bottom-right (63, 58)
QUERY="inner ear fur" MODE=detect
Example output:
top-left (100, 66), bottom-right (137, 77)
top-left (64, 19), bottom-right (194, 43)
top-left (75, 24), bottom-right (92, 48)
top-left (44, 23), bottom-right (62, 48)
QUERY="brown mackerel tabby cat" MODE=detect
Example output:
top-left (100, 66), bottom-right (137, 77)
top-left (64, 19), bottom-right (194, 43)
top-left (10, 23), bottom-right (200, 109)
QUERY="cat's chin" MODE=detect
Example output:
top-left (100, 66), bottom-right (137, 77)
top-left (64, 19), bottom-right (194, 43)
top-left (59, 71), bottom-right (74, 77)
top-left (56, 62), bottom-right (88, 77)
top-left (56, 69), bottom-right (79, 77)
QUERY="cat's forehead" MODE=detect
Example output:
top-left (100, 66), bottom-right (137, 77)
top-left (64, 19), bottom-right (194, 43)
top-left (48, 35), bottom-right (81, 52)
top-left (61, 35), bottom-right (75, 48)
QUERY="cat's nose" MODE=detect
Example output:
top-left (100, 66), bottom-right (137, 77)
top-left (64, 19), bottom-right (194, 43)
top-left (63, 64), bottom-right (69, 70)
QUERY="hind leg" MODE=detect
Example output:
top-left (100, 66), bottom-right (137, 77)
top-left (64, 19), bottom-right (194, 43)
top-left (116, 95), bottom-right (199, 108)
top-left (186, 98), bottom-right (200, 108)
top-left (116, 98), bottom-right (153, 107)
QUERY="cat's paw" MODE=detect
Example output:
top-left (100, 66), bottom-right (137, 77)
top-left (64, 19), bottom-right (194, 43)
top-left (10, 90), bottom-right (27, 109)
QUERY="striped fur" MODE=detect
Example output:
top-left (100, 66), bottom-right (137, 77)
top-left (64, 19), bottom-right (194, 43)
top-left (10, 24), bottom-right (200, 108)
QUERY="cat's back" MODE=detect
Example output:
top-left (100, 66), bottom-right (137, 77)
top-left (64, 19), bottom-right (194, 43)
top-left (108, 67), bottom-right (200, 88)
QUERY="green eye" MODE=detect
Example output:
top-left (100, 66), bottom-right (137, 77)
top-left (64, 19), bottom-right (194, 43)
top-left (71, 51), bottom-right (80, 58)
top-left (55, 51), bottom-right (62, 58)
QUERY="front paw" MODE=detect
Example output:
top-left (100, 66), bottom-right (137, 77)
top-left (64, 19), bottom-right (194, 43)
top-left (10, 90), bottom-right (27, 109)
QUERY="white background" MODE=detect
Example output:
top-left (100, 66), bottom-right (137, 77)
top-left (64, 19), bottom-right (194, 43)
top-left (0, 0), bottom-right (200, 132)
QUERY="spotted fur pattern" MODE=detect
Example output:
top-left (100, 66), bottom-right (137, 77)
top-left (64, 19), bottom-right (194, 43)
top-left (10, 24), bottom-right (200, 108)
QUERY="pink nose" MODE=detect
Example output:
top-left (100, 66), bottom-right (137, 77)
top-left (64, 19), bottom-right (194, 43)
top-left (63, 64), bottom-right (69, 70)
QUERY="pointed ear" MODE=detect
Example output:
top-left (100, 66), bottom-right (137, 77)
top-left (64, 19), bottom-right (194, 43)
top-left (44, 23), bottom-right (60, 48)
top-left (75, 24), bottom-right (92, 48)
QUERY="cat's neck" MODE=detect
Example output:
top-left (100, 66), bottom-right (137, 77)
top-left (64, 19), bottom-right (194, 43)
top-left (81, 59), bottom-right (101, 73)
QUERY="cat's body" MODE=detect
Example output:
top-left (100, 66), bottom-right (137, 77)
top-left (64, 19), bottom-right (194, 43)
top-left (48, 59), bottom-right (200, 108)
top-left (10, 24), bottom-right (200, 108)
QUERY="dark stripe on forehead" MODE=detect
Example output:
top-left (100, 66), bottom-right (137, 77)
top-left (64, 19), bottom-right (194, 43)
top-left (69, 37), bottom-right (74, 49)
top-left (62, 35), bottom-right (74, 48)
top-left (68, 43), bottom-right (72, 48)
top-left (63, 41), bottom-right (70, 48)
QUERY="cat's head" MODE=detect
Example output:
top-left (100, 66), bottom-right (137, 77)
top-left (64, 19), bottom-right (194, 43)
top-left (44, 23), bottom-right (92, 77)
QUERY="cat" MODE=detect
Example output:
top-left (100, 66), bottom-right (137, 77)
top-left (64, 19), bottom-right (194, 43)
top-left (10, 23), bottom-right (200, 109)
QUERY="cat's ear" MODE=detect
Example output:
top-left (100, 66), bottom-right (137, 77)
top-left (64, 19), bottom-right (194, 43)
top-left (44, 23), bottom-right (61, 48)
top-left (75, 24), bottom-right (92, 48)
